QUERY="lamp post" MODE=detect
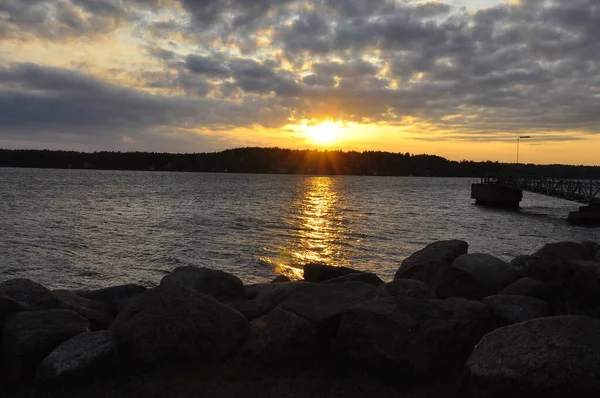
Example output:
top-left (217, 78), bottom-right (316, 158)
top-left (517, 136), bottom-right (530, 165)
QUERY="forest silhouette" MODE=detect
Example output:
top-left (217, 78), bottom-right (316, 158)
top-left (1, 147), bottom-right (599, 178)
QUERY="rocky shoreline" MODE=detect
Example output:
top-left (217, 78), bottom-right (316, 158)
top-left (2, 240), bottom-right (600, 397)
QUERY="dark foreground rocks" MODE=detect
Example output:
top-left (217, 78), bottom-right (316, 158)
top-left (465, 316), bottom-right (600, 398)
top-left (1, 239), bottom-right (599, 398)
top-left (110, 286), bottom-right (248, 367)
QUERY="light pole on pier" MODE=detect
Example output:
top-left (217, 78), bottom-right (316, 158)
top-left (517, 136), bottom-right (530, 165)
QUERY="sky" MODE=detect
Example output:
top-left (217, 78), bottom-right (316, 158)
top-left (1, 0), bottom-right (599, 165)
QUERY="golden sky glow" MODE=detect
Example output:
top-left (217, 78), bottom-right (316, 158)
top-left (0, 0), bottom-right (598, 165)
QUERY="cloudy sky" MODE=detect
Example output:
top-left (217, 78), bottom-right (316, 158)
top-left (1, 0), bottom-right (599, 164)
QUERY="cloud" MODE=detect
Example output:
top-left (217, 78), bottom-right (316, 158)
top-left (1, 0), bottom-right (600, 152)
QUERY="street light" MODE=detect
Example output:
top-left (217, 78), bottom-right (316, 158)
top-left (517, 136), bottom-right (530, 165)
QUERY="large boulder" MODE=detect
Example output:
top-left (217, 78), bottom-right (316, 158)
top-left (303, 263), bottom-right (360, 283)
top-left (396, 242), bottom-right (516, 300)
top-left (253, 282), bottom-right (316, 305)
top-left (159, 266), bottom-right (245, 301)
top-left (524, 257), bottom-right (600, 308)
top-left (531, 241), bottom-right (591, 261)
top-left (2, 309), bottom-right (90, 383)
top-left (499, 277), bottom-right (548, 299)
top-left (0, 279), bottom-right (61, 310)
top-left (394, 240), bottom-right (468, 280)
top-left (35, 331), bottom-right (119, 384)
top-left (334, 297), bottom-right (490, 377)
top-left (77, 284), bottom-right (147, 315)
top-left (271, 275), bottom-right (291, 283)
top-left (52, 290), bottom-right (113, 330)
top-left (279, 282), bottom-right (376, 344)
top-left (230, 299), bottom-right (277, 321)
top-left (376, 279), bottom-right (436, 299)
top-left (449, 253), bottom-right (517, 297)
top-left (465, 316), bottom-right (600, 398)
top-left (279, 281), bottom-right (376, 324)
top-left (0, 296), bottom-right (28, 323)
top-left (241, 308), bottom-right (315, 363)
top-left (482, 295), bottom-right (550, 326)
top-left (322, 272), bottom-right (383, 287)
top-left (110, 287), bottom-right (247, 367)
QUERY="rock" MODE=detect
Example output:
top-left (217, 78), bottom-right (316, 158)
top-left (159, 266), bottom-right (246, 301)
top-left (499, 277), bottom-right (548, 298)
top-left (271, 275), bottom-right (291, 283)
top-left (0, 279), bottom-right (61, 310)
top-left (254, 282), bottom-right (316, 305)
top-left (230, 299), bottom-right (277, 321)
top-left (397, 244), bottom-right (515, 300)
top-left (303, 263), bottom-right (360, 283)
top-left (580, 241), bottom-right (600, 261)
top-left (531, 241), bottom-right (588, 261)
top-left (322, 272), bottom-right (383, 287)
top-left (52, 290), bottom-right (113, 330)
top-left (509, 255), bottom-right (531, 268)
top-left (245, 283), bottom-right (268, 300)
top-left (2, 309), bottom-right (90, 383)
top-left (279, 281), bottom-right (377, 344)
top-left (482, 295), bottom-right (550, 326)
top-left (77, 284), bottom-right (147, 315)
top-left (279, 281), bottom-right (376, 324)
top-left (110, 287), bottom-right (247, 367)
top-left (241, 308), bottom-right (315, 363)
top-left (35, 331), bottom-right (119, 384)
top-left (376, 279), bottom-right (436, 299)
top-left (465, 316), bottom-right (600, 398)
top-left (334, 297), bottom-right (490, 377)
top-left (394, 240), bottom-right (468, 280)
top-left (0, 296), bottom-right (28, 323)
top-left (524, 257), bottom-right (600, 307)
top-left (451, 253), bottom-right (517, 295)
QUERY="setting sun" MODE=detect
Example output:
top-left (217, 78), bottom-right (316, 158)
top-left (304, 121), bottom-right (342, 146)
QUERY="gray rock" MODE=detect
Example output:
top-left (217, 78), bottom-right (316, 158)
top-left (466, 316), bottom-right (600, 398)
top-left (499, 277), bottom-right (548, 298)
top-left (230, 299), bottom-right (277, 321)
top-left (394, 240), bottom-right (468, 280)
top-left (451, 253), bottom-right (517, 295)
top-left (531, 241), bottom-right (588, 261)
top-left (254, 282), bottom-right (316, 305)
top-left (322, 272), bottom-right (383, 287)
top-left (271, 275), bottom-right (291, 283)
top-left (110, 287), bottom-right (247, 367)
top-left (303, 263), bottom-right (360, 283)
top-left (160, 266), bottom-right (246, 301)
top-left (509, 255), bottom-right (531, 268)
top-left (524, 257), bottom-right (600, 306)
top-left (279, 281), bottom-right (376, 324)
top-left (334, 297), bottom-right (490, 376)
top-left (376, 279), bottom-right (436, 299)
top-left (241, 308), bottom-right (315, 363)
top-left (2, 309), bottom-right (90, 382)
top-left (0, 279), bottom-right (61, 310)
top-left (482, 294), bottom-right (550, 325)
top-left (35, 331), bottom-right (119, 384)
top-left (0, 296), bottom-right (28, 323)
top-left (52, 290), bottom-right (113, 330)
top-left (77, 284), bottom-right (147, 315)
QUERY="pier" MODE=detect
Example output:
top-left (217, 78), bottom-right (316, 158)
top-left (471, 174), bottom-right (600, 225)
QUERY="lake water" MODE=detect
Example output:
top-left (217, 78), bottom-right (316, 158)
top-left (1, 168), bottom-right (598, 290)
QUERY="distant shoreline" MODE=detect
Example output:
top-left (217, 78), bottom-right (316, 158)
top-left (2, 147), bottom-right (599, 178)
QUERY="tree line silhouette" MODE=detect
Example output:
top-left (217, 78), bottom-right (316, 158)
top-left (1, 147), bottom-right (599, 178)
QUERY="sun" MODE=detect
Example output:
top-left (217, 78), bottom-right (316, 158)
top-left (304, 121), bottom-right (342, 146)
